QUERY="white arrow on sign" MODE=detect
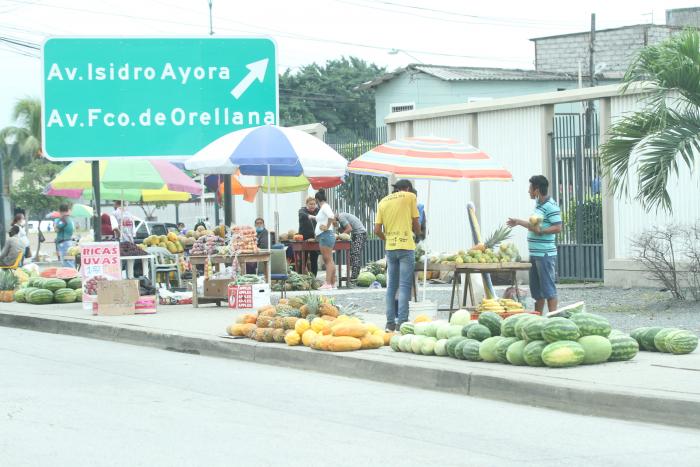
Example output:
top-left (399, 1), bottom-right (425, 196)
top-left (230, 58), bottom-right (269, 99)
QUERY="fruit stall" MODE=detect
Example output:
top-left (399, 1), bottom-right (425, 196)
top-left (284, 237), bottom-right (353, 288)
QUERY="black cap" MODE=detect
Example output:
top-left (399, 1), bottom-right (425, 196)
top-left (392, 179), bottom-right (414, 191)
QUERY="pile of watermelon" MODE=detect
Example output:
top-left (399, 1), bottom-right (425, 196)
top-left (630, 327), bottom-right (698, 355)
top-left (389, 309), bottom-right (664, 368)
top-left (15, 273), bottom-right (82, 305)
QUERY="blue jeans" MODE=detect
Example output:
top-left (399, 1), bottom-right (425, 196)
top-left (57, 240), bottom-right (75, 268)
top-left (385, 249), bottom-right (415, 326)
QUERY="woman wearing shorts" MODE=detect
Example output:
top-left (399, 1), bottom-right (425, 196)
top-left (314, 189), bottom-right (336, 290)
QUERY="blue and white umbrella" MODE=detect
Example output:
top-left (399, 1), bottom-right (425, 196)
top-left (185, 125), bottom-right (347, 177)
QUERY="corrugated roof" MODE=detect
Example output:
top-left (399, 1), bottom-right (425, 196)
top-left (358, 64), bottom-right (579, 89)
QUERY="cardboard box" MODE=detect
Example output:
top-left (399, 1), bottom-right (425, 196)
top-left (135, 295), bottom-right (157, 314)
top-left (96, 280), bottom-right (140, 316)
top-left (203, 279), bottom-right (233, 298)
top-left (228, 283), bottom-right (270, 310)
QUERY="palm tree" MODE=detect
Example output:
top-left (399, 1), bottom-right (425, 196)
top-left (0, 97), bottom-right (42, 171)
top-left (601, 29), bottom-right (700, 213)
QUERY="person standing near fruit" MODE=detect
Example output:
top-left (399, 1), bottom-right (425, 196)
top-left (314, 189), bottom-right (336, 290)
top-left (507, 175), bottom-right (562, 315)
top-left (54, 204), bottom-right (74, 267)
top-left (336, 211), bottom-right (367, 283)
top-left (113, 200), bottom-right (135, 244)
top-left (375, 179), bottom-right (421, 331)
top-left (298, 196), bottom-right (320, 277)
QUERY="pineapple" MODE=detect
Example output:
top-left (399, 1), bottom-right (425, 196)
top-left (287, 297), bottom-right (304, 309)
top-left (0, 270), bottom-right (18, 291)
top-left (300, 293), bottom-right (322, 318)
top-left (319, 302), bottom-right (339, 318)
top-left (272, 328), bottom-right (286, 343)
top-left (473, 225), bottom-right (512, 252)
top-left (253, 328), bottom-right (266, 341)
top-left (283, 316), bottom-right (299, 330)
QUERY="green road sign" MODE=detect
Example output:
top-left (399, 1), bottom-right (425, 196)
top-left (42, 37), bottom-right (278, 160)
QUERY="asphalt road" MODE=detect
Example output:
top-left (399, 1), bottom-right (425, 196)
top-left (1, 327), bottom-right (698, 467)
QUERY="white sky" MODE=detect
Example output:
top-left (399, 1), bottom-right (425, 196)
top-left (1, 0), bottom-right (698, 128)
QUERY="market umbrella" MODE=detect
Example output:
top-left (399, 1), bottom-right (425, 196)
top-left (70, 203), bottom-right (93, 218)
top-left (348, 136), bottom-right (512, 300)
top-left (45, 185), bottom-right (194, 202)
top-left (186, 125), bottom-right (347, 248)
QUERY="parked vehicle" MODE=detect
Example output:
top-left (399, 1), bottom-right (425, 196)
top-left (133, 217), bottom-right (179, 244)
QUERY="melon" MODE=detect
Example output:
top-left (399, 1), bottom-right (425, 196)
top-left (578, 335), bottom-right (612, 364)
top-left (54, 288), bottom-right (77, 304)
top-left (607, 335), bottom-right (639, 362)
top-left (390, 334), bottom-right (401, 352)
top-left (39, 267), bottom-right (58, 278)
top-left (400, 322), bottom-right (415, 335)
top-left (449, 310), bottom-right (471, 326)
top-left (420, 337), bottom-right (437, 356)
top-left (479, 336), bottom-right (503, 363)
top-left (447, 324), bottom-right (464, 338)
top-left (435, 323), bottom-right (452, 340)
top-left (522, 317), bottom-right (546, 341)
top-left (410, 335), bottom-right (427, 354)
top-left (460, 339), bottom-right (482, 361)
top-left (501, 314), bottom-right (530, 338)
top-left (541, 341), bottom-right (585, 368)
top-left (446, 336), bottom-right (467, 358)
top-left (569, 312), bottom-right (612, 337)
top-left (454, 339), bottom-right (472, 360)
top-left (665, 330), bottom-right (698, 355)
top-left (67, 277), bottom-right (82, 290)
top-left (466, 324), bottom-right (492, 341)
top-left (461, 322), bottom-right (478, 337)
top-left (434, 339), bottom-right (449, 356)
top-left (506, 340), bottom-right (528, 366)
top-left (414, 322), bottom-right (431, 336)
top-left (653, 328), bottom-right (680, 352)
top-left (630, 327), bottom-right (650, 345)
top-left (42, 278), bottom-right (67, 292)
top-left (398, 334), bottom-right (414, 352)
top-left (639, 327), bottom-right (664, 351)
top-left (542, 317), bottom-right (580, 343)
top-left (514, 315), bottom-right (538, 340)
top-left (74, 289), bottom-right (83, 302)
top-left (523, 340), bottom-right (548, 367)
top-left (495, 337), bottom-right (519, 363)
top-left (478, 311), bottom-right (502, 337)
top-left (27, 289), bottom-right (54, 305)
top-left (56, 268), bottom-right (79, 280)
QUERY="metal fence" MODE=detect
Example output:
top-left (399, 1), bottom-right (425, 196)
top-left (324, 127), bottom-right (388, 263)
top-left (550, 110), bottom-right (604, 281)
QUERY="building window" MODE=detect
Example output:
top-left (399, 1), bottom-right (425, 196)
top-left (390, 102), bottom-right (415, 113)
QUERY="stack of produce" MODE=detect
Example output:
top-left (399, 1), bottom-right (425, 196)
top-left (476, 298), bottom-right (524, 314)
top-left (0, 270), bottom-right (19, 302)
top-left (120, 241), bottom-right (149, 257)
top-left (271, 271), bottom-right (319, 292)
top-left (142, 233), bottom-right (185, 254)
top-left (16, 275), bottom-right (82, 304)
top-left (630, 327), bottom-right (698, 355)
top-left (391, 307), bottom-right (645, 368)
top-left (189, 234), bottom-right (226, 256)
top-left (279, 230), bottom-right (300, 242)
top-left (230, 225), bottom-right (258, 254)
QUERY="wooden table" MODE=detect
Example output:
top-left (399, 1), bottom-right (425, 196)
top-left (413, 262), bottom-right (532, 313)
top-left (285, 240), bottom-right (352, 288)
top-left (189, 252), bottom-right (271, 307)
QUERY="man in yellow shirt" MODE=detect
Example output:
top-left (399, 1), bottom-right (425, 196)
top-left (374, 179), bottom-right (421, 331)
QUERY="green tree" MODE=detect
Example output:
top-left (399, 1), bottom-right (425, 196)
top-left (601, 29), bottom-right (700, 213)
top-left (0, 97), bottom-right (42, 171)
top-left (279, 57), bottom-right (384, 133)
top-left (10, 159), bottom-right (66, 221)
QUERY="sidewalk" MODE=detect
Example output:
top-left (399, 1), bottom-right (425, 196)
top-left (0, 301), bottom-right (698, 429)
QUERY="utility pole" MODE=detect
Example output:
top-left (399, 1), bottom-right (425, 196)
top-left (208, 0), bottom-right (214, 35)
top-left (589, 13), bottom-right (596, 88)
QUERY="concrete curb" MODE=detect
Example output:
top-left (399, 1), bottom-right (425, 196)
top-left (1, 311), bottom-right (698, 430)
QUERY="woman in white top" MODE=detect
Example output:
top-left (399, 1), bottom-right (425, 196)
top-left (11, 213), bottom-right (30, 263)
top-left (313, 189), bottom-right (336, 290)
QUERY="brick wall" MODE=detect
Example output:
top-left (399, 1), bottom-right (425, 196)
top-left (534, 25), bottom-right (682, 76)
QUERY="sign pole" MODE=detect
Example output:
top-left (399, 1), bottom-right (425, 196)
top-left (92, 161), bottom-right (102, 242)
top-left (223, 175), bottom-right (232, 226)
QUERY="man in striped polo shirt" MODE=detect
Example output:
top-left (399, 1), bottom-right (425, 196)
top-left (507, 175), bottom-right (563, 315)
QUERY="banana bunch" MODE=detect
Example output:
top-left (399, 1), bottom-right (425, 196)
top-left (478, 298), bottom-right (505, 312)
top-left (499, 298), bottom-right (524, 312)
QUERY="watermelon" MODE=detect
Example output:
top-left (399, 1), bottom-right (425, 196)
top-left (460, 339), bottom-right (482, 361)
top-left (542, 317), bottom-right (580, 343)
top-left (56, 268), bottom-right (79, 280)
top-left (578, 335), bottom-right (613, 364)
top-left (653, 328), bottom-right (681, 352)
top-left (411, 335), bottom-right (427, 354)
top-left (420, 337), bottom-right (437, 356)
top-left (541, 340), bottom-right (585, 368)
top-left (506, 340), bottom-right (528, 366)
top-left (14, 288), bottom-right (29, 303)
top-left (608, 335), bottom-right (639, 362)
top-left (67, 277), bottom-right (82, 290)
top-left (608, 329), bottom-right (626, 337)
top-left (356, 272), bottom-right (375, 287)
top-left (398, 335), bottom-right (414, 352)
top-left (479, 336), bottom-right (504, 362)
top-left (449, 309), bottom-right (471, 326)
top-left (522, 317), bottom-right (546, 341)
top-left (446, 336), bottom-right (467, 358)
top-left (466, 324), bottom-right (491, 341)
top-left (42, 278), bottom-right (67, 292)
top-left (435, 323), bottom-right (452, 340)
top-left (27, 289), bottom-right (54, 305)
top-left (501, 314), bottom-right (530, 337)
top-left (569, 312), bottom-right (611, 337)
top-left (54, 288), bottom-right (77, 304)
top-left (665, 330), bottom-right (698, 355)
top-left (390, 334), bottom-right (401, 352)
top-left (375, 274), bottom-right (387, 287)
top-left (424, 322), bottom-right (439, 338)
top-left (478, 311), bottom-right (502, 336)
top-left (447, 325), bottom-right (464, 338)
top-left (39, 267), bottom-right (58, 278)
top-left (639, 327), bottom-right (664, 351)
top-left (27, 277), bottom-right (42, 288)
top-left (400, 322), bottom-right (415, 335)
top-left (74, 289), bottom-right (83, 302)
top-left (523, 340), bottom-right (548, 367)
top-left (434, 339), bottom-right (449, 356)
top-left (414, 322), bottom-right (431, 336)
top-left (454, 339), bottom-right (472, 360)
top-left (630, 327), bottom-right (650, 344)
top-left (461, 322), bottom-right (478, 337)
top-left (515, 315), bottom-right (538, 340)
top-left (553, 301), bottom-right (586, 318)
top-left (495, 337), bottom-right (519, 363)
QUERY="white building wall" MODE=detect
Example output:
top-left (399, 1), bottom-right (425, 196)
top-left (477, 107), bottom-right (547, 258)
